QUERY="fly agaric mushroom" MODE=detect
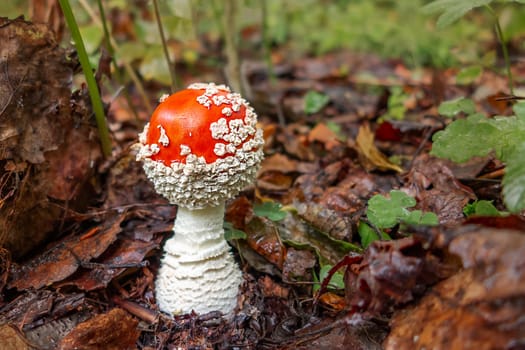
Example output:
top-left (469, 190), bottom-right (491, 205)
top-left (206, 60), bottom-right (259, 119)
top-left (136, 82), bottom-right (264, 316)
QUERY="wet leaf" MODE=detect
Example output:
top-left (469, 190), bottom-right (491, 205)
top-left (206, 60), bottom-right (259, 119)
top-left (346, 237), bottom-right (454, 313)
top-left (245, 216), bottom-right (287, 268)
top-left (385, 227), bottom-right (525, 350)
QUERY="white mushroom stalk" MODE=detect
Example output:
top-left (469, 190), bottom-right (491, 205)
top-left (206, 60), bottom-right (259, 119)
top-left (136, 83), bottom-right (264, 316)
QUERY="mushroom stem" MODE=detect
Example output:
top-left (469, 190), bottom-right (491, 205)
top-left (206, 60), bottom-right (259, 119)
top-left (155, 204), bottom-right (242, 315)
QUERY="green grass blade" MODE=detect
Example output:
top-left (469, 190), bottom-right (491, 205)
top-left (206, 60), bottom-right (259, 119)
top-left (59, 0), bottom-right (112, 157)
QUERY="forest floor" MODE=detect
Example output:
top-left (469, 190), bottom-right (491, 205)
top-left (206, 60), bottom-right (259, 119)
top-left (1, 14), bottom-right (525, 350)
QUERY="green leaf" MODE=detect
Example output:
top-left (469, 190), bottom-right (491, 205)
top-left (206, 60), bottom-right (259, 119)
top-left (456, 66), bottom-right (482, 85)
top-left (403, 210), bottom-right (439, 226)
top-left (421, 0), bottom-right (493, 29)
top-left (431, 118), bottom-right (498, 162)
top-left (358, 221), bottom-right (379, 249)
top-left (78, 24), bottom-right (104, 54)
top-left (139, 45), bottom-right (172, 85)
top-left (438, 97), bottom-right (476, 117)
top-left (224, 221), bottom-right (247, 240)
top-left (304, 90), bottom-right (330, 114)
top-left (502, 142), bottom-right (525, 212)
top-left (514, 101), bottom-right (525, 119)
top-left (254, 201), bottom-right (287, 221)
top-left (463, 200), bottom-right (503, 217)
top-left (313, 264), bottom-right (345, 293)
top-left (367, 190), bottom-right (416, 229)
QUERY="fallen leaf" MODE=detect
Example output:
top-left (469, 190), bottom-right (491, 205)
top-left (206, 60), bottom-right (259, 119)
top-left (9, 214), bottom-right (124, 290)
top-left (318, 292), bottom-right (346, 311)
top-left (385, 227), bottom-right (525, 350)
top-left (0, 324), bottom-right (30, 350)
top-left (245, 216), bottom-right (287, 269)
top-left (308, 123), bottom-right (341, 151)
top-left (58, 308), bottom-right (139, 350)
top-left (355, 123), bottom-right (403, 173)
top-left (405, 154), bottom-right (475, 224)
top-left (62, 238), bottom-right (156, 291)
top-left (346, 237), bottom-right (455, 314)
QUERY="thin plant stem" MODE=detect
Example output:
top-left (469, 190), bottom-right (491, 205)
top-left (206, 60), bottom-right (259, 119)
top-left (96, 0), bottom-right (140, 122)
top-left (261, 0), bottom-right (276, 85)
top-left (58, 0), bottom-right (112, 157)
top-left (485, 5), bottom-right (514, 95)
top-left (152, 0), bottom-right (179, 92)
top-left (78, 0), bottom-right (153, 112)
top-left (222, 0), bottom-right (242, 94)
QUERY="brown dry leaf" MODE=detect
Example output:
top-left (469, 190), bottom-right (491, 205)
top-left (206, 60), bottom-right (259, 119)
top-left (276, 124), bottom-right (316, 161)
top-left (405, 154), bottom-right (475, 224)
top-left (308, 123), bottom-right (341, 151)
top-left (282, 247), bottom-right (316, 281)
top-left (63, 238), bottom-right (156, 291)
top-left (0, 324), bottom-right (31, 350)
top-left (58, 308), bottom-right (139, 350)
top-left (355, 123), bottom-right (403, 173)
top-left (9, 214), bottom-right (124, 290)
top-left (295, 202), bottom-right (353, 241)
top-left (257, 171), bottom-right (295, 191)
top-left (260, 153), bottom-right (299, 174)
top-left (258, 275), bottom-right (290, 299)
top-left (384, 228), bottom-right (525, 350)
top-left (0, 17), bottom-right (102, 258)
top-left (318, 292), bottom-right (346, 311)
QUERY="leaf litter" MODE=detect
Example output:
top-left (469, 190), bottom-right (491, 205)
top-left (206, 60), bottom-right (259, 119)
top-left (1, 11), bottom-right (525, 350)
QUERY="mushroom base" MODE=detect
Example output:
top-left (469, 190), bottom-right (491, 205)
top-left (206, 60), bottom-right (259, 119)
top-left (155, 204), bottom-right (242, 316)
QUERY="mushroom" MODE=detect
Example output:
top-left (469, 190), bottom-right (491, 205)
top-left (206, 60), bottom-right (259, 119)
top-left (136, 82), bottom-right (264, 316)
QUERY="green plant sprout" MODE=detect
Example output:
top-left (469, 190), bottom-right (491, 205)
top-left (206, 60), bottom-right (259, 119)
top-left (379, 86), bottom-right (411, 121)
top-left (59, 0), bottom-right (112, 157)
top-left (432, 100), bottom-right (525, 212)
top-left (422, 0), bottom-right (525, 94)
top-left (304, 90), bottom-right (330, 115)
top-left (463, 200), bottom-right (507, 217)
top-left (360, 190), bottom-right (439, 248)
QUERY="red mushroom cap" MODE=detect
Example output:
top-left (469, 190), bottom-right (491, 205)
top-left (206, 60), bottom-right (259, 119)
top-left (145, 87), bottom-right (251, 166)
top-left (136, 83), bottom-right (264, 209)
